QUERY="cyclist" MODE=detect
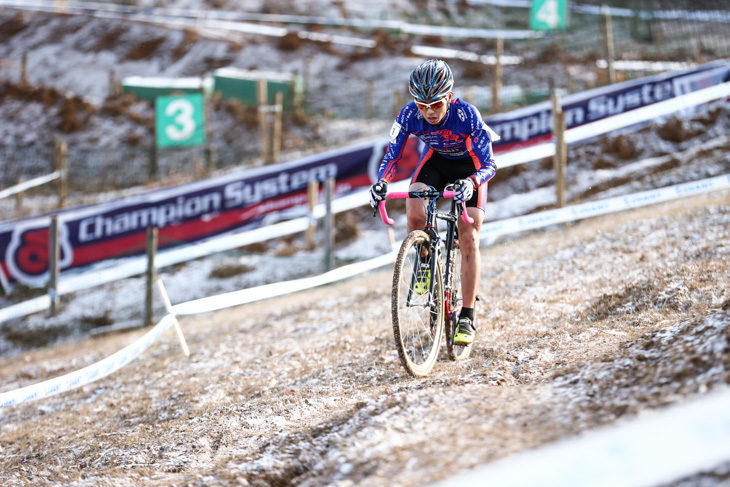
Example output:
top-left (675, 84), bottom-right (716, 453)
top-left (369, 58), bottom-right (499, 346)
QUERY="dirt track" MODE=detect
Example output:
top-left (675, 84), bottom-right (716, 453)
top-left (0, 190), bottom-right (729, 486)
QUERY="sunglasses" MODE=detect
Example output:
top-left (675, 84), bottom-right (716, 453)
top-left (414, 97), bottom-right (449, 111)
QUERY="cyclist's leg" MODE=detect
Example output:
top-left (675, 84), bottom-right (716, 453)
top-left (458, 182), bottom-right (487, 308)
top-left (453, 188), bottom-right (485, 345)
top-left (458, 205), bottom-right (484, 309)
top-left (406, 182), bottom-right (428, 234)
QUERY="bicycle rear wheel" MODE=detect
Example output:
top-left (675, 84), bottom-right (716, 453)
top-left (392, 230), bottom-right (444, 377)
top-left (446, 240), bottom-right (473, 361)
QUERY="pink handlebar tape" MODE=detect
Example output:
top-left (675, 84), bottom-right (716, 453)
top-left (378, 191), bottom-right (474, 226)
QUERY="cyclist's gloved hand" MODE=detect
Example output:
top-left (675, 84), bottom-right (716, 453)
top-left (369, 179), bottom-right (388, 210)
top-left (454, 179), bottom-right (474, 203)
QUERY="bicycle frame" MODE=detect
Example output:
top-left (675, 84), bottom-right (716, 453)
top-left (379, 188), bottom-right (473, 325)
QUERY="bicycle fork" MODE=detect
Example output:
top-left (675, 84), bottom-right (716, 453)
top-left (405, 241), bottom-right (439, 307)
top-left (442, 220), bottom-right (461, 341)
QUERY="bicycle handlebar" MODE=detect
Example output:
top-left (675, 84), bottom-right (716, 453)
top-left (378, 190), bottom-right (474, 226)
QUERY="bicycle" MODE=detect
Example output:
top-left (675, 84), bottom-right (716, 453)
top-left (377, 185), bottom-right (475, 377)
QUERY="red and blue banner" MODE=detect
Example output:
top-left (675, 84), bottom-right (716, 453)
top-left (487, 60), bottom-right (730, 153)
top-left (1, 61), bottom-right (728, 289)
top-left (0, 137), bottom-right (422, 289)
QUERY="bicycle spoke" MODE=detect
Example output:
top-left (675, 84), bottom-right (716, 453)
top-left (392, 231), bottom-right (444, 377)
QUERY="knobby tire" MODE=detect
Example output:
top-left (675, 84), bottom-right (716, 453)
top-left (392, 230), bottom-right (444, 377)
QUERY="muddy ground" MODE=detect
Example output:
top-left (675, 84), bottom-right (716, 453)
top-left (0, 188), bottom-right (728, 486)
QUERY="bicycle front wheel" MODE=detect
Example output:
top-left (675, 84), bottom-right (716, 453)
top-left (392, 230), bottom-right (444, 377)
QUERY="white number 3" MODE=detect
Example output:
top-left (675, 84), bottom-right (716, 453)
top-left (165, 99), bottom-right (196, 141)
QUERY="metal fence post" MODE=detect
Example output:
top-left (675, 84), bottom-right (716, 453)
top-left (323, 178), bottom-right (335, 272)
top-left (306, 179), bottom-right (319, 250)
top-left (145, 226), bottom-right (158, 327)
top-left (48, 216), bottom-right (60, 316)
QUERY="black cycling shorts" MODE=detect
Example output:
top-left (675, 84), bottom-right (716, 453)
top-left (411, 150), bottom-right (488, 211)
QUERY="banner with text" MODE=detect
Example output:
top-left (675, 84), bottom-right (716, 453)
top-left (0, 137), bottom-right (422, 288)
top-left (1, 60), bottom-right (727, 288)
top-left (487, 60), bottom-right (730, 154)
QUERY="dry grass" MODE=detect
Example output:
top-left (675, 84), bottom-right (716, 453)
top-left (0, 191), bottom-right (728, 486)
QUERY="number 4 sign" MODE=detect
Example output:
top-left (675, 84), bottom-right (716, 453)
top-left (155, 93), bottom-right (206, 149)
top-left (529, 0), bottom-right (568, 31)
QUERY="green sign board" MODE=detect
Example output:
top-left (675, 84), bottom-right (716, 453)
top-left (155, 93), bottom-right (206, 149)
top-left (529, 0), bottom-right (568, 31)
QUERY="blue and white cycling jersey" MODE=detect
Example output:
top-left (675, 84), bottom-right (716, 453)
top-left (377, 98), bottom-right (499, 186)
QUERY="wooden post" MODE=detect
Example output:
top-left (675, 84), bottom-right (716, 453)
top-left (205, 144), bottom-right (217, 174)
top-left (257, 79), bottom-right (271, 165)
top-left (290, 74), bottom-right (301, 118)
top-left (109, 69), bottom-right (119, 97)
top-left (551, 93), bottom-right (567, 208)
top-left (323, 177), bottom-right (335, 272)
top-left (21, 52), bottom-right (28, 85)
top-left (15, 176), bottom-right (23, 212)
top-left (394, 91), bottom-right (403, 118)
top-left (303, 57), bottom-right (311, 100)
top-left (54, 138), bottom-right (67, 209)
top-left (306, 179), bottom-right (319, 250)
top-left (145, 226), bottom-right (158, 327)
top-left (603, 6), bottom-right (616, 85)
top-left (48, 216), bottom-right (60, 317)
top-left (653, 19), bottom-right (664, 59)
top-left (148, 145), bottom-right (158, 182)
top-left (491, 37), bottom-right (503, 113)
top-left (272, 91), bottom-right (283, 164)
top-left (366, 79), bottom-right (375, 119)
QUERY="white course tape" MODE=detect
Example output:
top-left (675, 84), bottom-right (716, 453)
top-left (0, 251), bottom-right (397, 408)
top-left (2, 173), bottom-right (728, 407)
top-left (496, 80), bottom-right (730, 170)
top-left (0, 0), bottom-right (543, 40)
top-left (0, 171), bottom-right (62, 200)
top-left (0, 189), bottom-right (379, 324)
top-left (481, 174), bottom-right (730, 239)
top-left (172, 250), bottom-right (398, 316)
top-left (0, 314), bottom-right (175, 408)
top-left (430, 387), bottom-right (730, 487)
top-left (565, 81), bottom-right (730, 145)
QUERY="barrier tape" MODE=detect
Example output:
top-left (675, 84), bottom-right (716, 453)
top-left (496, 80), bottom-right (730, 169)
top-left (0, 171), bottom-right (62, 200)
top-left (481, 174), bottom-right (730, 240)
top-left (172, 250), bottom-right (398, 316)
top-left (0, 76), bottom-right (727, 325)
top-left (0, 314), bottom-right (174, 407)
top-left (466, 0), bottom-right (730, 24)
top-left (1, 173), bottom-right (727, 408)
top-left (0, 0), bottom-right (543, 40)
